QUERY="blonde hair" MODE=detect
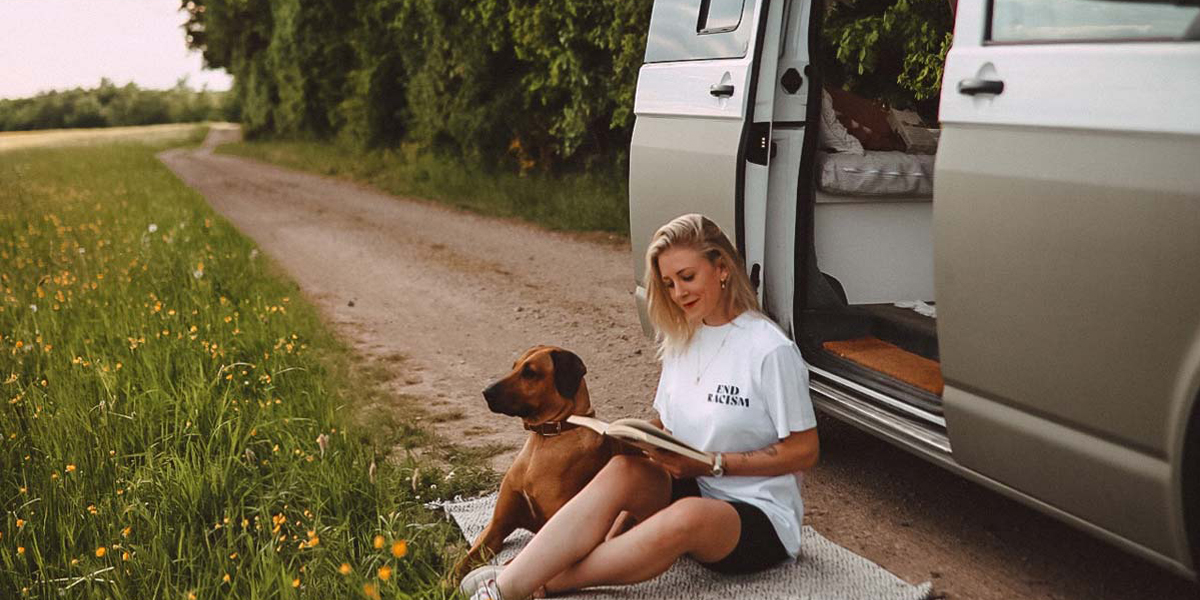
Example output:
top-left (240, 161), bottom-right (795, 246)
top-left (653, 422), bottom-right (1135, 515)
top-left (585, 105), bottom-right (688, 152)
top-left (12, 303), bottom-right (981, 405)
top-left (644, 214), bottom-right (760, 356)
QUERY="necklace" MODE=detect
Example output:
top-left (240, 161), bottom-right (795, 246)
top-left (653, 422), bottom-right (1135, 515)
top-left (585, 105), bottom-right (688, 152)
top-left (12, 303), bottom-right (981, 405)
top-left (694, 326), bottom-right (733, 384)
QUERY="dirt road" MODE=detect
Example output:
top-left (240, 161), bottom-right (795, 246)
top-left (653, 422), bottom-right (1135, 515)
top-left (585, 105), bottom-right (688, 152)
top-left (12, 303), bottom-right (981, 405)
top-left (159, 129), bottom-right (1197, 600)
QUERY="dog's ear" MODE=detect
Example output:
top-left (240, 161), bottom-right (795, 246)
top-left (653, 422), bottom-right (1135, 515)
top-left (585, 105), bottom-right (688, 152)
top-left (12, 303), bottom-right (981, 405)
top-left (550, 349), bottom-right (587, 400)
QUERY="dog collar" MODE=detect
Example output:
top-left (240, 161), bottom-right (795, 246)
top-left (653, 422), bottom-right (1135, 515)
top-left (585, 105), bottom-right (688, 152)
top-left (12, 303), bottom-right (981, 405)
top-left (525, 411), bottom-right (595, 437)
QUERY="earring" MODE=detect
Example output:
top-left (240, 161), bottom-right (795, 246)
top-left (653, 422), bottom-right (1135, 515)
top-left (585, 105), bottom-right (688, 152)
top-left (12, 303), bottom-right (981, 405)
top-left (721, 278), bottom-right (727, 290)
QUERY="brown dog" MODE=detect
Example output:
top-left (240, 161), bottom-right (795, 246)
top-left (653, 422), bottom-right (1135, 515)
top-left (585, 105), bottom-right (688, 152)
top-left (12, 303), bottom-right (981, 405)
top-left (454, 345), bottom-right (616, 577)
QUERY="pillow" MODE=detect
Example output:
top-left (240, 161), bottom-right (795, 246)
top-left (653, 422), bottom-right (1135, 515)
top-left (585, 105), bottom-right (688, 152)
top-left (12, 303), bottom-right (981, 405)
top-left (819, 89), bottom-right (864, 155)
top-left (826, 86), bottom-right (906, 152)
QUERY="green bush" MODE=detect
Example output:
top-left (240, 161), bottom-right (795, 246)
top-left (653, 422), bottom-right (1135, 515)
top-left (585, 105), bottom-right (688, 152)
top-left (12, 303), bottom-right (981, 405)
top-left (822, 0), bottom-right (953, 118)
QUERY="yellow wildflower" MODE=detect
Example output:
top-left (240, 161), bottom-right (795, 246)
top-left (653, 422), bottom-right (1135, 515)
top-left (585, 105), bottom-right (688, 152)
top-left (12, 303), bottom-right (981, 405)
top-left (17, 546), bottom-right (24, 555)
top-left (292, 577), bottom-right (300, 588)
top-left (223, 573), bottom-right (231, 584)
top-left (95, 546), bottom-right (106, 558)
top-left (339, 563), bottom-right (352, 575)
top-left (363, 583), bottom-right (381, 600)
top-left (377, 565), bottom-right (392, 581)
top-left (16, 519), bottom-right (24, 528)
top-left (373, 534), bottom-right (385, 549)
top-left (391, 540), bottom-right (407, 559)
top-left (66, 464), bottom-right (76, 473)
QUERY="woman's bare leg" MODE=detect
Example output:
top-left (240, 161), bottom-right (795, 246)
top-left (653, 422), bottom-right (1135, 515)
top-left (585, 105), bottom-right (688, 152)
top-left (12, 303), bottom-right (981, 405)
top-left (495, 455), bottom-right (672, 600)
top-left (541, 497), bottom-right (740, 594)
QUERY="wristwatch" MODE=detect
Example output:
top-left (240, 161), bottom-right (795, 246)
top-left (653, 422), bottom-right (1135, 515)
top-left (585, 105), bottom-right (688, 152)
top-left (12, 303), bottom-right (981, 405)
top-left (710, 453), bottom-right (725, 477)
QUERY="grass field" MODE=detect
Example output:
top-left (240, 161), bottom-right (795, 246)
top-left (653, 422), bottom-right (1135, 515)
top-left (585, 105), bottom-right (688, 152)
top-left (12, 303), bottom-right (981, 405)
top-left (0, 123), bottom-right (219, 153)
top-left (218, 140), bottom-right (630, 235)
top-left (0, 128), bottom-right (493, 598)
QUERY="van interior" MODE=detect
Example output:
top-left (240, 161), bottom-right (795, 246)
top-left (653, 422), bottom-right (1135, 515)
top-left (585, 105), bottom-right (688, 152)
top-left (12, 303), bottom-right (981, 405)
top-left (797, 0), bottom-right (951, 411)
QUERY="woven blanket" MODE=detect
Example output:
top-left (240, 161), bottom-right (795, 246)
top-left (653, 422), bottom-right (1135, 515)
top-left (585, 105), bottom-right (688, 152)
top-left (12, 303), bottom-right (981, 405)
top-left (442, 494), bottom-right (931, 600)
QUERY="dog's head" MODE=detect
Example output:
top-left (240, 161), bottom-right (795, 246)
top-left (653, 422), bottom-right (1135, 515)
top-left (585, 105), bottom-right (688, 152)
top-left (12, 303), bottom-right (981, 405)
top-left (482, 345), bottom-right (588, 425)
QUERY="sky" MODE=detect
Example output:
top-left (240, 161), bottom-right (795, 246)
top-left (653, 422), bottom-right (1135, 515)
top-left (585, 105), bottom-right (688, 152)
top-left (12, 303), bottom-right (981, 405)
top-left (0, 0), bottom-right (233, 100)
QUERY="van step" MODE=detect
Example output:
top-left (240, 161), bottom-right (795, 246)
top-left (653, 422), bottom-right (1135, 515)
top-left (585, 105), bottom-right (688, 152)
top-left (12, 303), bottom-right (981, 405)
top-left (809, 366), bottom-right (952, 460)
top-left (822, 336), bottom-right (943, 396)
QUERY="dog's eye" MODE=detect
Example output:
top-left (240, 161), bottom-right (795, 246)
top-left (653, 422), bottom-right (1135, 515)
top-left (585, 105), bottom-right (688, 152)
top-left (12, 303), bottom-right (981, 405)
top-left (521, 365), bottom-right (536, 378)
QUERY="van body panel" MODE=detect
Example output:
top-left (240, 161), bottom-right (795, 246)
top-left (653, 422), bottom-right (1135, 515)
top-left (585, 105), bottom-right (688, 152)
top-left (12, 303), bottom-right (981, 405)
top-left (943, 385), bottom-right (1177, 558)
top-left (936, 124), bottom-right (1200, 455)
top-left (940, 46), bottom-right (1200, 138)
top-left (629, 115), bottom-right (744, 286)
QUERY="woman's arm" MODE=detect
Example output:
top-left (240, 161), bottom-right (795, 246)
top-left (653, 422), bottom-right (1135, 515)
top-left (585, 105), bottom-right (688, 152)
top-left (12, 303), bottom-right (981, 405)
top-left (647, 427), bottom-right (819, 479)
top-left (725, 428), bottom-right (819, 476)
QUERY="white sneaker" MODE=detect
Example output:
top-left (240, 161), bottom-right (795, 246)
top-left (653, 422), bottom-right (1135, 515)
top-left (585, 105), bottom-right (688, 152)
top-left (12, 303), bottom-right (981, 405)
top-left (459, 565), bottom-right (505, 599)
top-left (468, 579), bottom-right (504, 600)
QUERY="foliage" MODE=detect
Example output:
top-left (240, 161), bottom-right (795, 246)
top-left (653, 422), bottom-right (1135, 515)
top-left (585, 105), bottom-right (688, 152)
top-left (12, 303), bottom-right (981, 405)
top-left (181, 0), bottom-right (653, 171)
top-left (822, 0), bottom-right (954, 115)
top-left (0, 79), bottom-right (234, 132)
top-left (0, 138), bottom-right (493, 597)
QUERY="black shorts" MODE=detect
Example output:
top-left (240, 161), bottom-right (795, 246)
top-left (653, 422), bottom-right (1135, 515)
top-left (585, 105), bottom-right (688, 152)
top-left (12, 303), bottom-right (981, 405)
top-left (670, 477), bottom-right (791, 574)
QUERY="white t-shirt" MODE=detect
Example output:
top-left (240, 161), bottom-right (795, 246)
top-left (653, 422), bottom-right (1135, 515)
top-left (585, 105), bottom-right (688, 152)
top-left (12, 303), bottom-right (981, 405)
top-left (652, 311), bottom-right (817, 558)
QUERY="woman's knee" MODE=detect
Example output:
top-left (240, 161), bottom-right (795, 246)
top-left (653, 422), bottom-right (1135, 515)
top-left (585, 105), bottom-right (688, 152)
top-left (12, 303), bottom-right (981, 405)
top-left (649, 498), bottom-right (739, 552)
top-left (585, 455), bottom-right (670, 513)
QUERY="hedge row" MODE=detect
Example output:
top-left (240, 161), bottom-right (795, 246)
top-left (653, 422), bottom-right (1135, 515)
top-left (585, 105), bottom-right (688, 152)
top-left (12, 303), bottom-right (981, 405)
top-left (183, 0), bottom-right (653, 172)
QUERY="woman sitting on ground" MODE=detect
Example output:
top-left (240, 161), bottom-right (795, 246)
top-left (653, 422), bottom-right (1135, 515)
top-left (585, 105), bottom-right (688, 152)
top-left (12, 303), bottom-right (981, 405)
top-left (462, 213), bottom-right (820, 600)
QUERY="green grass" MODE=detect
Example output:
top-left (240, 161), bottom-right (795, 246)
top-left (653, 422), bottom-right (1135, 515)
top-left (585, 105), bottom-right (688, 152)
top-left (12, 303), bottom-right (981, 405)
top-left (217, 140), bottom-right (630, 235)
top-left (0, 132), bottom-right (495, 598)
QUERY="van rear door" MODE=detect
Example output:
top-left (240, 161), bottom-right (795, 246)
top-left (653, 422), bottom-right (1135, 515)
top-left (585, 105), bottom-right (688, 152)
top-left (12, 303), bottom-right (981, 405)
top-left (629, 0), bottom-right (787, 324)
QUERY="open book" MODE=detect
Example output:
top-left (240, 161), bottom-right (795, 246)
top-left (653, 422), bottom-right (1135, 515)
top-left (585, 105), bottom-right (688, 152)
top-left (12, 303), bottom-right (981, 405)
top-left (566, 415), bottom-right (713, 464)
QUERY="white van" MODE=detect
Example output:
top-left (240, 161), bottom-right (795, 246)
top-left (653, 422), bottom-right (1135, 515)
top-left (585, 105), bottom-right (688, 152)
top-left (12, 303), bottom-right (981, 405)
top-left (628, 0), bottom-right (1200, 578)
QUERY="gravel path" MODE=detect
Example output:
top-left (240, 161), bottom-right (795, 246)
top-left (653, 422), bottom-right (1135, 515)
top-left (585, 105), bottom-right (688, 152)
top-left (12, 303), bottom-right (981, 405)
top-left (159, 127), bottom-right (1197, 600)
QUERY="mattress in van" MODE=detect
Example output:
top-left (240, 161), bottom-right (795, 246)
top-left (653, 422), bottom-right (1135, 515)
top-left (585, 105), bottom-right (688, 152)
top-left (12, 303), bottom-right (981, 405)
top-left (817, 151), bottom-right (935, 197)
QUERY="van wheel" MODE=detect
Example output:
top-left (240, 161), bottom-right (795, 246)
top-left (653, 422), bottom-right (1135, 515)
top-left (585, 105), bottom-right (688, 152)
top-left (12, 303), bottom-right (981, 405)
top-left (1184, 403), bottom-right (1200, 574)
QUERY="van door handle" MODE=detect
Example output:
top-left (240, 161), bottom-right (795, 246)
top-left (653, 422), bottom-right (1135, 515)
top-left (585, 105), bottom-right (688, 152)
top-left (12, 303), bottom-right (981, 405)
top-left (957, 78), bottom-right (1004, 95)
top-left (710, 83), bottom-right (735, 97)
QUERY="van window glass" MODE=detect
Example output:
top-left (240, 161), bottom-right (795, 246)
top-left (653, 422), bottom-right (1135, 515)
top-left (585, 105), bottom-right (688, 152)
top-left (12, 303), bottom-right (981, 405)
top-left (990, 0), bottom-right (1200, 42)
top-left (699, 0), bottom-right (746, 33)
top-left (645, 0), bottom-right (756, 63)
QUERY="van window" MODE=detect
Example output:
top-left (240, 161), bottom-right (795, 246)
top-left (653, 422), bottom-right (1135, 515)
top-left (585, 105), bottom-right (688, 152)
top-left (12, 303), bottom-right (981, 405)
top-left (644, 0), bottom-right (756, 63)
top-left (698, 0), bottom-right (746, 34)
top-left (989, 0), bottom-right (1200, 43)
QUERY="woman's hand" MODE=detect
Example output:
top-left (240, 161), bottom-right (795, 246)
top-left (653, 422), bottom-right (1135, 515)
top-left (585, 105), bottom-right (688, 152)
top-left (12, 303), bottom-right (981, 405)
top-left (644, 448), bottom-right (713, 479)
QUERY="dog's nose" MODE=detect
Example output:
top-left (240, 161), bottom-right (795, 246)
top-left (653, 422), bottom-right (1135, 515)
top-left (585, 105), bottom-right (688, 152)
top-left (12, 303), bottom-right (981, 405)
top-left (482, 383), bottom-right (500, 405)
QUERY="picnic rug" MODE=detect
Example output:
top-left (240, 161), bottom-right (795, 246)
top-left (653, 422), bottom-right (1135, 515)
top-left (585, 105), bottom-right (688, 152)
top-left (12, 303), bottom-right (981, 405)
top-left (441, 494), bottom-right (932, 600)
